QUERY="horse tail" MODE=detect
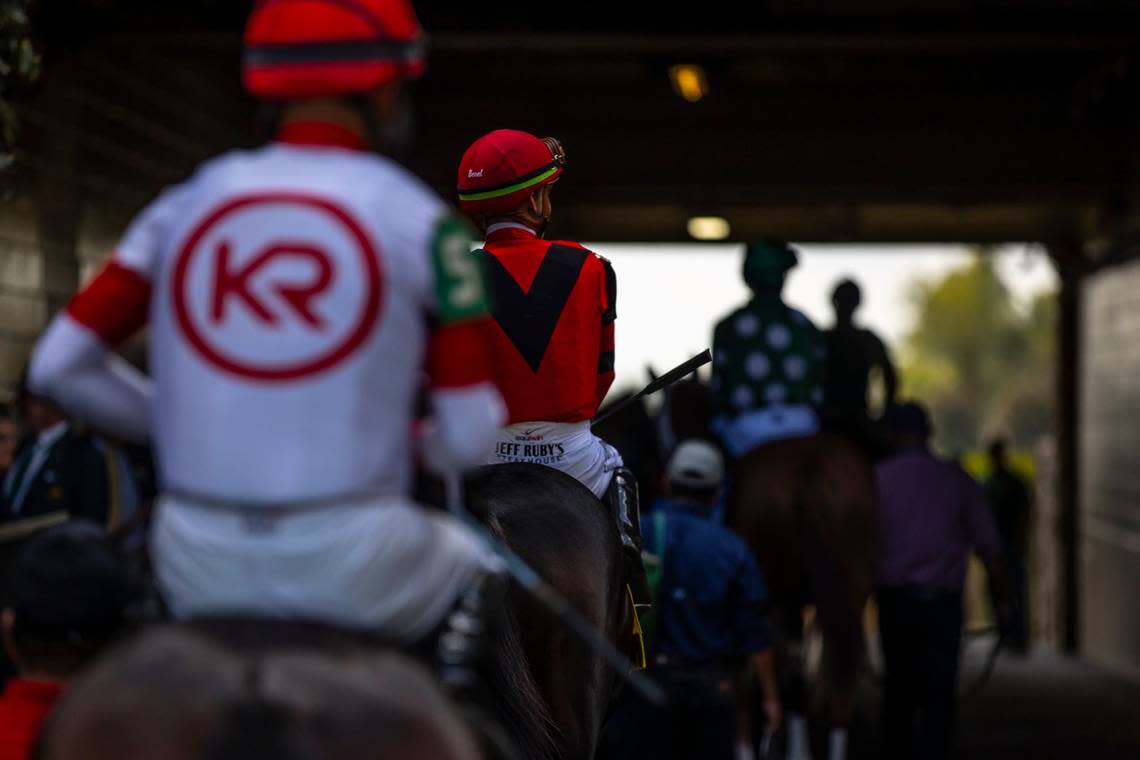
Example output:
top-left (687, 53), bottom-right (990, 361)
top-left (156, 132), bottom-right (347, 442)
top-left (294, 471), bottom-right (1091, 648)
top-left (799, 471), bottom-right (865, 697)
top-left (484, 514), bottom-right (561, 760)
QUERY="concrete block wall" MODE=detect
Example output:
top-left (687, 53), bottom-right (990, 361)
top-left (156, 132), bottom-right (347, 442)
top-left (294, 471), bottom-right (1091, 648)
top-left (1079, 259), bottom-right (1140, 680)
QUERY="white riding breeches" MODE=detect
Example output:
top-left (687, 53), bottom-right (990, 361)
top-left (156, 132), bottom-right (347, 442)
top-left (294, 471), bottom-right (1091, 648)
top-left (486, 421), bottom-right (623, 499)
top-left (713, 404), bottom-right (820, 459)
top-left (151, 494), bottom-right (498, 643)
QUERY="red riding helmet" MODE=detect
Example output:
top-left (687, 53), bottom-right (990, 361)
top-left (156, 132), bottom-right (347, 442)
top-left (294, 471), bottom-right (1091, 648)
top-left (456, 130), bottom-right (566, 216)
top-left (243, 0), bottom-right (425, 100)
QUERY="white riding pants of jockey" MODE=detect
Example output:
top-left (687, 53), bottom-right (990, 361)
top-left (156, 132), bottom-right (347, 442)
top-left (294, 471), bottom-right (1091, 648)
top-left (151, 494), bottom-right (499, 643)
top-left (485, 420), bottom-right (623, 499)
top-left (713, 403), bottom-right (820, 459)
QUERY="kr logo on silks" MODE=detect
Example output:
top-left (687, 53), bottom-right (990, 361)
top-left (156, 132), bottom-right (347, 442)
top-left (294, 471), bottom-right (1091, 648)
top-left (172, 193), bottom-right (383, 381)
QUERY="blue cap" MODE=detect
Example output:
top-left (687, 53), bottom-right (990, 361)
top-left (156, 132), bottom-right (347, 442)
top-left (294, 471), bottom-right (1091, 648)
top-left (884, 402), bottom-right (932, 437)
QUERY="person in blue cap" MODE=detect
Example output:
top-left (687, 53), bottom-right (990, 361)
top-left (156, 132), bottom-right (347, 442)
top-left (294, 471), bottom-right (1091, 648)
top-left (711, 241), bottom-right (826, 459)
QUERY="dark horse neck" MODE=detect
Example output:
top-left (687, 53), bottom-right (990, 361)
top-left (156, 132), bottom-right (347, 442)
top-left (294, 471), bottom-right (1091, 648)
top-left (467, 463), bottom-right (632, 760)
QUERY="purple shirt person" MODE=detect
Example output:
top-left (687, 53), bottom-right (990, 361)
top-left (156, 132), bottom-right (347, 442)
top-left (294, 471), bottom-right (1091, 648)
top-left (874, 402), bottom-right (1010, 760)
top-left (877, 447), bottom-right (1003, 592)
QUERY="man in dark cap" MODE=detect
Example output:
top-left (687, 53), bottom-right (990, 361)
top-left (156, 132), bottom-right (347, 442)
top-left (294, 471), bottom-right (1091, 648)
top-left (875, 402), bottom-right (1010, 760)
top-left (711, 241), bottom-right (826, 459)
top-left (0, 520), bottom-right (131, 760)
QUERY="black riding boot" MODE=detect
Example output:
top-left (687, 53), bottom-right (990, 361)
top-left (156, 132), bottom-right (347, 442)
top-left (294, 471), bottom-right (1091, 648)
top-left (435, 568), bottom-right (525, 760)
top-left (437, 568), bottom-right (509, 696)
top-left (605, 467), bottom-right (652, 611)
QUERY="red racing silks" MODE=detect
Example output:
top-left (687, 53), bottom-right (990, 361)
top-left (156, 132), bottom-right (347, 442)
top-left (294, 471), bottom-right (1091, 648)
top-left (427, 316), bottom-right (496, 389)
top-left (479, 228), bottom-right (616, 424)
top-left (597, 318), bottom-right (616, 410)
top-left (66, 259), bottom-right (151, 346)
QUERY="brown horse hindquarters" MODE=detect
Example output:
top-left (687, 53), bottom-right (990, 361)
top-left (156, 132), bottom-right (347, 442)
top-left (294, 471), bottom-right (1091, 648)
top-left (468, 463), bottom-right (630, 760)
top-left (729, 433), bottom-right (877, 699)
top-left (729, 436), bottom-right (815, 622)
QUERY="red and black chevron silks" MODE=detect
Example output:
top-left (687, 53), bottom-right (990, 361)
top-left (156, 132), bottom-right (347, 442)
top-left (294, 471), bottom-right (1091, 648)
top-left (478, 236), bottom-right (616, 424)
top-left (481, 244), bottom-right (588, 372)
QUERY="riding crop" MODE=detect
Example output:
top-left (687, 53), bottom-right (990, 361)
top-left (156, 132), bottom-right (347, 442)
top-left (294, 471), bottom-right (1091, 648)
top-left (591, 349), bottom-right (712, 427)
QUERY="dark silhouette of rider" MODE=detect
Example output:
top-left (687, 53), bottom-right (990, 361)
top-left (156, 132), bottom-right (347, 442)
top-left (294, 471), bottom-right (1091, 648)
top-left (983, 437), bottom-right (1032, 655)
top-left (823, 279), bottom-right (897, 453)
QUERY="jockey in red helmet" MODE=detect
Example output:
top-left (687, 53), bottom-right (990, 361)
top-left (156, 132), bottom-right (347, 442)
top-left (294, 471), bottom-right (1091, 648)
top-left (457, 130), bottom-right (650, 609)
top-left (27, 0), bottom-right (506, 646)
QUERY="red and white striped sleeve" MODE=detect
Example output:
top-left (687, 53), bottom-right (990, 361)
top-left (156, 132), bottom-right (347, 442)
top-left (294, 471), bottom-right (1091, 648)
top-left (28, 186), bottom-right (182, 443)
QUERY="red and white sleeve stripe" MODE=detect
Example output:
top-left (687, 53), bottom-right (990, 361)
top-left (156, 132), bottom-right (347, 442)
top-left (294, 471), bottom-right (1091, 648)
top-left (424, 316), bottom-right (505, 470)
top-left (66, 260), bottom-right (151, 346)
top-left (28, 257), bottom-right (154, 443)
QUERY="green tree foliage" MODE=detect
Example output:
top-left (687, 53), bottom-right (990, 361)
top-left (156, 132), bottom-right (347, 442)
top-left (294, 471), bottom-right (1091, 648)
top-left (0, 0), bottom-right (39, 154)
top-left (899, 249), bottom-right (1056, 453)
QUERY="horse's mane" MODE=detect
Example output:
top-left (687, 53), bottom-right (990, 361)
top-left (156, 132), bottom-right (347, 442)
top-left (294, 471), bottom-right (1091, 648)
top-left (469, 464), bottom-right (600, 760)
top-left (469, 463), bottom-right (624, 760)
top-left (484, 512), bottom-right (562, 760)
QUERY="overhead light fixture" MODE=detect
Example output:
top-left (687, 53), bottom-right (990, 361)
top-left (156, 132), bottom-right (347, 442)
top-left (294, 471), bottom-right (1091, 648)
top-left (687, 216), bottom-right (731, 241)
top-left (669, 64), bottom-right (709, 103)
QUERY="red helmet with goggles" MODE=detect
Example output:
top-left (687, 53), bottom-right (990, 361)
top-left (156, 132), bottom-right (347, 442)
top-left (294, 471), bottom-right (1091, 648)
top-left (456, 130), bottom-right (566, 216)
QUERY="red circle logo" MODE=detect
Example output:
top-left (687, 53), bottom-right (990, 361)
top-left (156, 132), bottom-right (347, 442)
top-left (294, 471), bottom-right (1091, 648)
top-left (171, 193), bottom-right (383, 381)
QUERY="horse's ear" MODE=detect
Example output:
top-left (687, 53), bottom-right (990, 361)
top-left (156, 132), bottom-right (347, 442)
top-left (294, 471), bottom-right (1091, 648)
top-left (647, 365), bottom-right (660, 383)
